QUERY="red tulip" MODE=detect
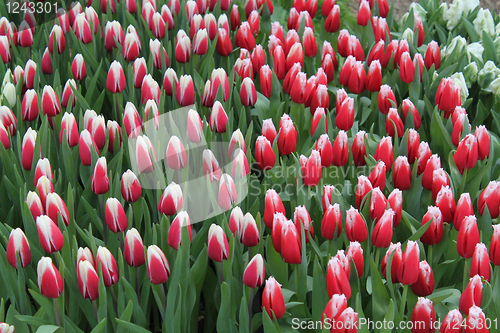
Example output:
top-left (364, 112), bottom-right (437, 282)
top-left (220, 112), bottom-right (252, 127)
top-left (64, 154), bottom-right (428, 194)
top-left (381, 242), bottom-right (402, 283)
top-left (243, 254), bottom-right (265, 288)
top-left (147, 245), bottom-right (170, 284)
top-left (398, 240), bottom-right (420, 285)
top-left (435, 185), bottom-right (456, 224)
top-left (21, 128), bottom-right (37, 170)
top-left (399, 51), bottom-right (415, 83)
top-left (34, 158), bottom-right (53, 187)
top-left (356, 175), bottom-right (373, 209)
top-left (73, 13), bottom-right (93, 44)
top-left (470, 243), bottom-right (491, 282)
top-left (208, 224), bottom-right (230, 262)
top-left (277, 114), bottom-right (298, 155)
top-left (345, 207), bottom-right (367, 242)
top-left (106, 61), bottom-right (126, 94)
top-left (264, 189), bottom-right (286, 229)
top-left (325, 5), bottom-right (340, 33)
top-left (464, 306), bottom-right (489, 333)
top-left (311, 107), bottom-right (327, 136)
top-left (216, 28), bottom-right (233, 56)
top-left (366, 60), bottom-right (382, 92)
top-left (436, 78), bottom-right (457, 114)
top-left (372, 209), bottom-right (394, 248)
top-left (37, 257), bottom-right (63, 298)
top-left (452, 193), bottom-right (472, 232)
top-left (238, 212), bottom-right (259, 247)
top-left (322, 294), bottom-right (348, 325)
top-left (459, 275), bottom-right (483, 315)
top-left (452, 113), bottom-right (470, 147)
top-left (378, 84), bottom-right (396, 115)
top-left (420, 206), bottom-right (444, 245)
top-left (474, 126), bottom-right (490, 160)
top-left (454, 134), bottom-right (478, 174)
top-left (322, 203), bottom-right (342, 240)
top-left (272, 45), bottom-right (286, 80)
top-left (218, 174), bottom-right (237, 210)
top-left (210, 68), bottom-right (230, 102)
top-left (262, 276), bottom-right (285, 320)
top-left (166, 211), bottom-right (192, 250)
top-left (6, 228), bottom-right (31, 269)
top-left (393, 156), bottom-right (411, 190)
top-left (410, 298), bottom-right (436, 333)
top-left (78, 130), bottom-right (98, 166)
top-left (123, 32), bottom-right (141, 61)
top-left (240, 77), bottom-right (257, 107)
top-left (402, 98), bottom-right (421, 129)
top-left (91, 157), bottom-right (110, 195)
top-left (281, 219), bottom-right (302, 263)
top-left (210, 101), bottom-right (228, 133)
top-left (45, 192), bottom-right (69, 227)
top-left (271, 212), bottom-right (287, 253)
top-left (158, 182), bottom-right (183, 216)
top-left (431, 168), bottom-right (450, 202)
top-left (457, 215), bottom-right (480, 259)
top-left (17, 21), bottom-right (33, 47)
top-left (255, 135), bottom-right (276, 170)
top-left (105, 198), bottom-right (128, 233)
top-left (235, 22), bottom-right (255, 52)
top-left (478, 181), bottom-right (500, 219)
top-left (175, 31), bottom-right (191, 63)
top-left (368, 39), bottom-right (385, 65)
top-left (300, 150), bottom-right (322, 187)
top-left (335, 96), bottom-right (355, 131)
top-left (293, 205), bottom-right (314, 243)
top-left (439, 309), bottom-right (463, 333)
top-left (286, 42), bottom-right (304, 72)
top-left (230, 5), bottom-right (241, 30)
top-left (124, 228), bottom-right (145, 267)
top-left (77, 260), bottom-right (99, 301)
top-left (131, 58), bottom-right (147, 89)
top-left (387, 189), bottom-right (402, 227)
top-left (96, 246), bottom-right (119, 287)
top-left (36, 215), bottom-right (64, 253)
top-left (352, 131), bottom-right (367, 167)
top-left (421, 153), bottom-right (440, 190)
top-left (369, 161), bottom-right (387, 190)
top-left (327, 256), bottom-right (351, 299)
top-left (372, 16), bottom-right (391, 43)
top-left (176, 74), bottom-right (195, 106)
top-left (425, 40), bottom-right (441, 70)
top-left (87, 115), bottom-right (105, 148)
top-left (41, 85), bottom-right (61, 118)
top-left (202, 149), bottom-right (221, 182)
top-left (149, 39), bottom-right (169, 69)
top-left (229, 206), bottom-right (243, 235)
top-left (374, 136), bottom-right (393, 169)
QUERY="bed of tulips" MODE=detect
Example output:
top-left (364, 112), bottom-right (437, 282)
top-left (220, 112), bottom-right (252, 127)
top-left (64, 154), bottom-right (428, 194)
top-left (2, 0), bottom-right (500, 332)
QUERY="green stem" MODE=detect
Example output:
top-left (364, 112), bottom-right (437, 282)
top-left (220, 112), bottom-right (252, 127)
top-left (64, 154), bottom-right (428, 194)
top-left (135, 266), bottom-right (141, 301)
top-left (160, 284), bottom-right (166, 313)
top-left (374, 248), bottom-right (380, 266)
top-left (54, 298), bottom-right (62, 327)
top-left (99, 194), bottom-right (108, 244)
top-left (218, 261), bottom-right (224, 284)
top-left (92, 300), bottom-right (98, 325)
top-left (246, 106), bottom-right (251, 129)
top-left (463, 258), bottom-right (470, 290)
top-left (248, 288), bottom-right (254, 332)
top-left (399, 284), bottom-right (408, 321)
top-left (427, 245), bottom-right (433, 267)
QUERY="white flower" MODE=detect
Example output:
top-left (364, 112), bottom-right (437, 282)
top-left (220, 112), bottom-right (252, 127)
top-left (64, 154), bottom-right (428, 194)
top-left (446, 0), bottom-right (464, 30)
top-left (451, 72), bottom-right (469, 101)
top-left (463, 0), bottom-right (479, 15)
top-left (409, 3), bottom-right (427, 22)
top-left (1, 69), bottom-right (12, 90)
top-left (463, 62), bottom-right (478, 87)
top-left (1, 82), bottom-right (15, 107)
top-left (443, 36), bottom-right (467, 58)
top-left (401, 28), bottom-right (414, 45)
top-left (478, 61), bottom-right (500, 88)
top-left (473, 8), bottom-right (495, 38)
top-left (487, 77), bottom-right (500, 94)
top-left (466, 42), bottom-right (484, 62)
top-left (439, 3), bottom-right (448, 26)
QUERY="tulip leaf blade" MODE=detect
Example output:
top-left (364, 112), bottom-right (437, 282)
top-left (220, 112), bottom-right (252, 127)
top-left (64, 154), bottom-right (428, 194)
top-left (380, 300), bottom-right (394, 333)
top-left (34, 325), bottom-right (63, 333)
top-left (115, 319), bottom-right (152, 333)
top-left (261, 309), bottom-right (280, 333)
top-left (312, 257), bottom-right (328, 321)
top-left (369, 256), bottom-right (390, 323)
top-left (90, 318), bottom-right (107, 333)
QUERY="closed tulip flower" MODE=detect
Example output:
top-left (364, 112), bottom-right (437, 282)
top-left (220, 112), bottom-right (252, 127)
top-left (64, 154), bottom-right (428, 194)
top-left (241, 77), bottom-right (257, 106)
top-left (278, 114), bottom-right (298, 155)
top-left (141, 75), bottom-right (162, 106)
top-left (327, 256), bottom-right (351, 299)
top-left (431, 168), bottom-right (450, 202)
top-left (322, 294), bottom-right (347, 323)
top-left (6, 228), bottom-right (31, 269)
top-left (71, 54), bottom-right (86, 80)
top-left (346, 241), bottom-right (364, 278)
top-left (451, 193), bottom-right (472, 232)
top-left (440, 309), bottom-right (463, 333)
top-left (37, 257), bottom-right (63, 298)
top-left (61, 79), bottom-right (76, 108)
top-left (372, 209), bottom-right (394, 248)
top-left (133, 58), bottom-right (147, 88)
top-left (374, 136), bottom-right (394, 170)
top-left (366, 60), bottom-right (382, 92)
top-left (218, 174), bottom-right (237, 210)
top-left (166, 135), bottom-right (187, 170)
top-left (272, 45), bottom-right (286, 80)
top-left (402, 98), bottom-right (421, 129)
top-left (36, 176), bottom-right (54, 210)
top-left (272, 212), bottom-right (287, 253)
top-left (454, 134), bottom-right (478, 174)
top-left (407, 129), bottom-right (421, 165)
top-left (59, 113), bottom-right (78, 147)
top-left (381, 242), bottom-right (402, 283)
top-left (106, 61), bottom-right (126, 93)
top-left (21, 89), bottom-right (39, 121)
top-left (147, 245), bottom-right (170, 285)
top-left (262, 276), bottom-right (285, 320)
top-left (435, 78), bottom-right (457, 114)
top-left (149, 39), bottom-right (169, 69)
top-left (386, 108), bottom-right (404, 138)
top-left (78, 260), bottom-right (99, 301)
top-left (34, 158), bottom-right (53, 187)
top-left (123, 32), bottom-right (141, 61)
top-left (255, 136), bottom-right (276, 170)
top-left (167, 211), bottom-right (192, 251)
top-left (369, 161), bottom-right (387, 190)
top-left (459, 275), bottom-right (483, 315)
top-left (398, 240), bottom-right (420, 285)
top-left (36, 215), bottom-right (64, 254)
top-left (78, 130), bottom-right (98, 166)
top-left (399, 51), bottom-right (415, 83)
top-left (45, 192), bottom-right (69, 227)
top-left (123, 228), bottom-right (145, 267)
top-left (210, 101), bottom-right (228, 133)
top-left (208, 224), bottom-right (230, 262)
top-left (421, 153), bottom-right (440, 190)
top-left (393, 156), bottom-right (411, 190)
top-left (420, 206), bottom-right (444, 245)
top-left (91, 157), bottom-right (110, 195)
top-left (388, 189), bottom-right (403, 227)
top-left (411, 298), bottom-right (436, 333)
top-left (357, 0), bottom-right (371, 26)
top-left (216, 28), bottom-right (233, 56)
top-left (104, 21), bottom-right (124, 51)
top-left (175, 31), bottom-right (191, 63)
top-left (345, 206), bottom-right (367, 242)
top-left (470, 243), bottom-right (491, 282)
top-left (105, 198), bottom-right (128, 233)
top-left (325, 5), bottom-right (340, 32)
top-left (202, 149), bottom-right (221, 182)
top-left (356, 175), bottom-right (373, 209)
top-left (435, 186), bottom-right (456, 224)
top-left (335, 95), bottom-right (355, 131)
top-left (21, 128), bottom-right (37, 170)
top-left (260, 65), bottom-right (272, 98)
top-left (425, 40), bottom-right (441, 70)
top-left (41, 85), bottom-right (61, 117)
top-left (464, 306), bottom-right (489, 333)
top-left (96, 247), bottom-right (119, 287)
top-left (378, 84), bottom-right (396, 115)
top-left (264, 189), bottom-right (286, 229)
top-left (18, 21), bottom-right (33, 47)
top-left (193, 28), bottom-right (208, 55)
top-left (475, 126), bottom-right (490, 160)
top-left (243, 254), bottom-right (265, 288)
top-left (158, 182), bottom-right (183, 216)
top-left (352, 131), bottom-right (368, 167)
top-left (300, 150), bottom-right (322, 187)
top-left (311, 107), bottom-right (327, 136)
top-left (478, 181), bottom-right (500, 219)
top-left (322, 203), bottom-right (342, 240)
top-left (73, 13), bottom-right (92, 44)
top-left (315, 134), bottom-right (333, 168)
top-left (0, 36), bottom-right (10, 64)
top-left (27, 191), bottom-right (44, 222)
top-left (235, 22), bottom-right (255, 51)
top-left (239, 213), bottom-right (260, 247)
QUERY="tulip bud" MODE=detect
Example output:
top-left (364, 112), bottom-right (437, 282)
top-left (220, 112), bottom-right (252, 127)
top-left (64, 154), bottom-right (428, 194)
top-left (78, 130), bottom-right (98, 166)
top-left (20, 89), bottom-right (38, 122)
top-left (490, 225), bottom-right (500, 267)
top-left (434, 185), bottom-right (455, 224)
top-left (419, 206), bottom-right (444, 246)
top-left (105, 198), bottom-right (128, 233)
top-left (262, 276), bottom-right (286, 320)
top-left (123, 32), bottom-right (141, 61)
top-left (149, 39), bottom-right (169, 70)
top-left (475, 126), bottom-right (490, 160)
top-left (277, 114), bottom-right (298, 155)
top-left (386, 108), bottom-right (405, 138)
top-left (378, 84), bottom-right (396, 115)
top-left (327, 256), bottom-right (351, 299)
top-left (350, 131), bottom-right (367, 167)
top-left (77, 260), bottom-right (99, 301)
top-left (158, 182), bottom-right (183, 216)
top-left (454, 134), bottom-right (478, 175)
top-left (240, 77), bottom-right (257, 107)
top-left (369, 161), bottom-right (387, 190)
top-left (464, 306), bottom-right (488, 333)
top-left (208, 224), bottom-right (230, 262)
top-left (36, 215), bottom-right (64, 254)
top-left (106, 61), bottom-right (126, 94)
top-left (123, 103), bottom-right (143, 138)
top-left (322, 203), bottom-right (342, 240)
top-left (96, 246), bottom-right (119, 287)
top-left (478, 181), bottom-right (500, 219)
top-left (456, 215), bottom-right (481, 259)
top-left (311, 134), bottom-right (332, 168)
top-left (254, 135), bottom-right (275, 170)
top-left (200, 149), bottom-right (220, 183)
top-left (425, 40), bottom-right (441, 70)
top-left (440, 309), bottom-right (463, 333)
top-left (227, 206), bottom-right (244, 236)
top-left (124, 228), bottom-right (145, 267)
top-left (402, 98), bottom-right (421, 129)
top-left (18, 21), bottom-right (33, 47)
top-left (263, 189), bottom-right (286, 229)
top-left (134, 135), bottom-right (156, 174)
top-left (399, 51), bottom-right (415, 83)
top-left (58, 112), bottom-right (78, 147)
top-left (6, 228), bottom-right (31, 269)
top-left (27, 191), bottom-right (44, 222)
top-left (293, 205), bottom-right (313, 243)
top-left (21, 128), bottom-right (37, 171)
top-left (345, 206), bottom-right (367, 242)
top-left (381, 242), bottom-right (402, 283)
top-left (165, 135), bottom-right (187, 170)
top-left (335, 95), bottom-right (355, 131)
top-left (355, 175), bottom-right (373, 210)
top-left (238, 213), bottom-right (259, 247)
top-left (470, 243), bottom-right (491, 282)
top-left (73, 13), bottom-right (93, 44)
top-left (372, 209), bottom-right (394, 248)
top-left (454, 193), bottom-right (473, 231)
top-left (459, 275), bottom-right (483, 315)
top-left (393, 156), bottom-right (411, 190)
top-left (322, 294), bottom-right (347, 323)
top-left (91, 157), bottom-right (110, 195)
top-left (420, 153), bottom-right (439, 190)
top-left (146, 245), bottom-right (170, 285)
top-left (45, 192), bottom-right (69, 227)
top-left (37, 257), bottom-right (63, 298)
top-left (243, 254), bottom-right (265, 288)
top-left (436, 78), bottom-right (457, 114)
top-left (216, 28), bottom-right (233, 56)
top-left (218, 174), bottom-right (237, 210)
top-left (411, 298), bottom-right (436, 333)
top-left (300, 150), bottom-right (322, 187)
top-left (325, 5), bottom-right (340, 33)
top-left (41, 85), bottom-right (61, 118)
top-left (398, 240), bottom-right (420, 285)
top-left (132, 58), bottom-right (147, 89)
top-left (431, 168), bottom-right (450, 203)
top-left (107, 120), bottom-right (121, 154)
top-left (374, 136), bottom-right (394, 170)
